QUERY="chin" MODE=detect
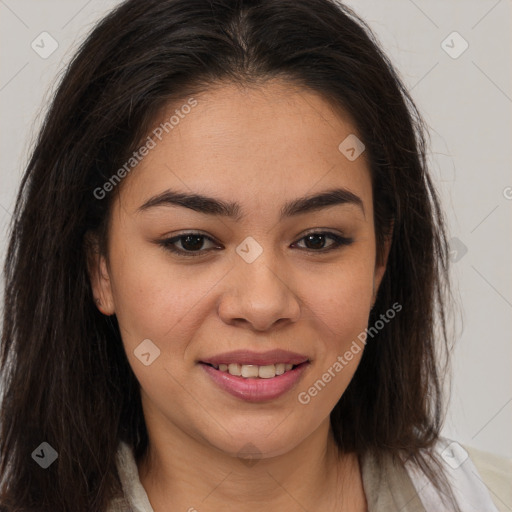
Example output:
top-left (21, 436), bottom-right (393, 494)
top-left (200, 420), bottom-right (310, 462)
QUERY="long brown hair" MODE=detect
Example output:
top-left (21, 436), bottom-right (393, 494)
top-left (1, 0), bottom-right (454, 510)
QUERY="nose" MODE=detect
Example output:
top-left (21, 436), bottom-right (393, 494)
top-left (217, 254), bottom-right (301, 332)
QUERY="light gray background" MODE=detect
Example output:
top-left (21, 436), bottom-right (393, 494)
top-left (1, 0), bottom-right (511, 458)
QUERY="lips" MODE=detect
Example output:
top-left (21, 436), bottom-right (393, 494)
top-left (199, 349), bottom-right (310, 402)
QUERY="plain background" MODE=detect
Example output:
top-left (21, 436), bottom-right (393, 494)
top-left (0, 0), bottom-right (511, 459)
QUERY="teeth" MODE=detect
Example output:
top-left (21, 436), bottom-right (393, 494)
top-left (214, 362), bottom-right (299, 378)
top-left (275, 363), bottom-right (285, 375)
top-left (258, 365), bottom-right (276, 379)
top-left (241, 365), bottom-right (259, 378)
top-left (228, 363), bottom-right (241, 376)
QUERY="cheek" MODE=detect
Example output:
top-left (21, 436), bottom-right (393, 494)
top-left (108, 254), bottom-right (222, 400)
top-left (108, 241), bottom-right (223, 353)
top-left (303, 253), bottom-right (374, 337)
top-left (296, 252), bottom-right (374, 404)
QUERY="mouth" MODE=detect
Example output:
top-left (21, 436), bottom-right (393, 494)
top-left (198, 352), bottom-right (311, 402)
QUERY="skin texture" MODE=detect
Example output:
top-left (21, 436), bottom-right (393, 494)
top-left (89, 80), bottom-right (390, 511)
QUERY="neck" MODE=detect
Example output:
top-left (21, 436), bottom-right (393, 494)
top-left (137, 408), bottom-right (366, 511)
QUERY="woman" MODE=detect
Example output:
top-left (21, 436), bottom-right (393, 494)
top-left (0, 0), bottom-right (500, 510)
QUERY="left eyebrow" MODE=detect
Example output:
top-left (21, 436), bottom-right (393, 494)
top-left (137, 187), bottom-right (365, 221)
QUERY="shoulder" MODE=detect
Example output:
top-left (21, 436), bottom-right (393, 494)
top-left (404, 437), bottom-right (505, 512)
top-left (464, 444), bottom-right (512, 512)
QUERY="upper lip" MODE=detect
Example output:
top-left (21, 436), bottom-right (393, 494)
top-left (200, 349), bottom-right (309, 366)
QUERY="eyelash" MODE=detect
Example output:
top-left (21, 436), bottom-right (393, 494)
top-left (158, 231), bottom-right (354, 258)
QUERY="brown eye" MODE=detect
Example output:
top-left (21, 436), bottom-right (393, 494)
top-left (293, 232), bottom-right (354, 253)
top-left (177, 234), bottom-right (208, 251)
top-left (159, 233), bottom-right (219, 257)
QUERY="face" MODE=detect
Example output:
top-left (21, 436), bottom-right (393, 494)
top-left (89, 80), bottom-right (389, 459)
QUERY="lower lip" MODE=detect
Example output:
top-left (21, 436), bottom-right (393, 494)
top-left (200, 362), bottom-right (309, 402)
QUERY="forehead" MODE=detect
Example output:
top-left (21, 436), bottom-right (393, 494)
top-left (115, 80), bottom-right (372, 217)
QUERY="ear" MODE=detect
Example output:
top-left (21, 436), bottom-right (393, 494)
top-left (84, 231), bottom-right (115, 316)
top-left (372, 221), bottom-right (394, 306)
